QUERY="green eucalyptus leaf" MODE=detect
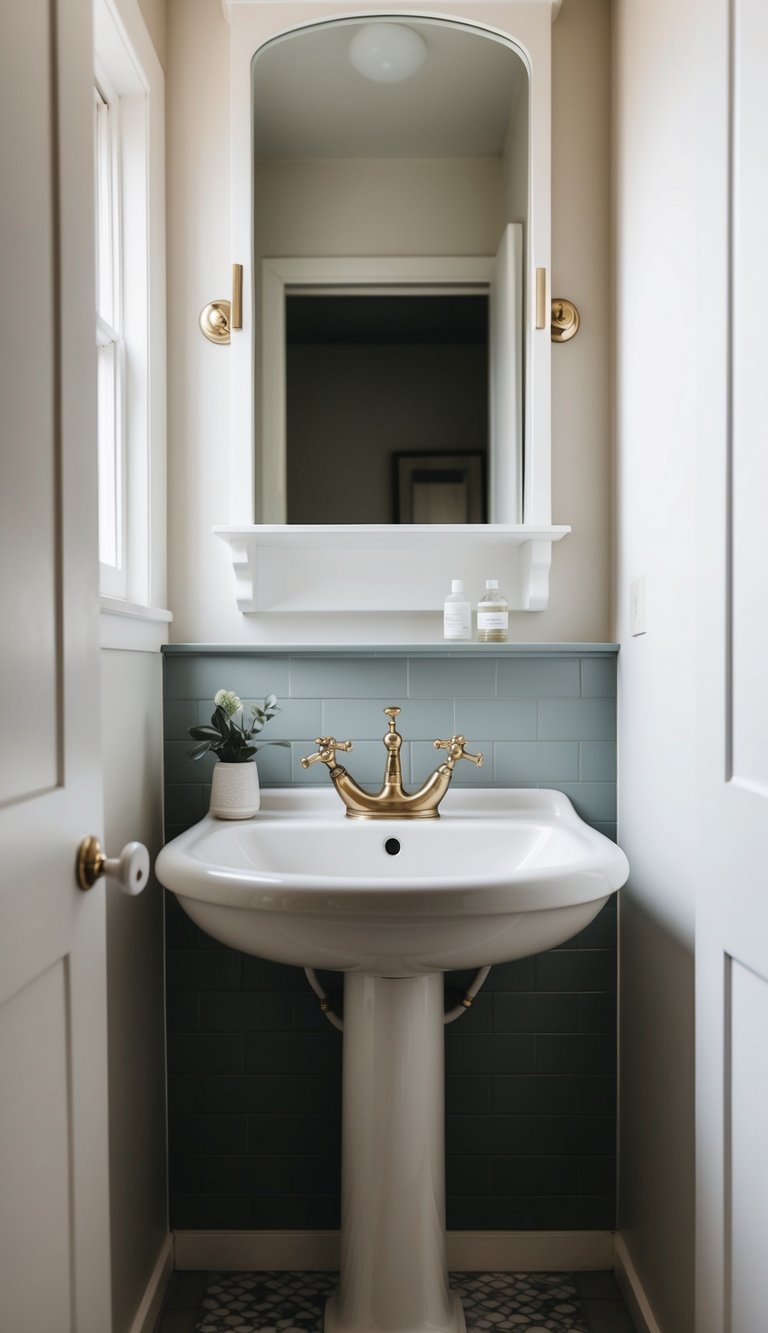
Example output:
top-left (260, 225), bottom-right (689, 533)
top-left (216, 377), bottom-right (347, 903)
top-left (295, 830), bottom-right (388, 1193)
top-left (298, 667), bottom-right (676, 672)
top-left (186, 740), bottom-right (212, 761)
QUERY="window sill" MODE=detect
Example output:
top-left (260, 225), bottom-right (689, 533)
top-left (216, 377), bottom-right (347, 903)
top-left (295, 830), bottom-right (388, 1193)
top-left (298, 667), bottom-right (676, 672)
top-left (99, 596), bottom-right (173, 652)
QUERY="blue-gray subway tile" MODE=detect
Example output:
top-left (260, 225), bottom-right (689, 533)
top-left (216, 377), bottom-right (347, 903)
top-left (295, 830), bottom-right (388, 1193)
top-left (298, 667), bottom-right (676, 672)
top-left (177, 1154), bottom-right (292, 1195)
top-left (552, 782), bottom-right (617, 823)
top-left (579, 742), bottom-right (617, 782)
top-left (491, 1075), bottom-right (579, 1115)
top-left (169, 1114), bottom-right (248, 1155)
top-left (493, 992), bottom-right (580, 1033)
top-left (247, 1114), bottom-right (341, 1156)
top-left (167, 949), bottom-right (242, 991)
top-left (164, 698), bottom-right (201, 740)
top-left (252, 744), bottom-right (292, 785)
top-left (446, 1156), bottom-right (491, 1196)
top-left (165, 655), bottom-right (290, 702)
top-left (168, 1074), bottom-right (203, 1114)
top-left (578, 1076), bottom-right (617, 1115)
top-left (289, 657), bottom-right (407, 699)
top-left (581, 993), bottom-right (617, 1034)
top-left (202, 1074), bottom-right (297, 1114)
top-left (491, 1155), bottom-right (580, 1196)
top-left (538, 699), bottom-right (616, 742)
top-left (322, 698), bottom-right (454, 740)
top-left (580, 1156), bottom-right (617, 1196)
top-left (484, 959), bottom-right (537, 991)
top-left (165, 784), bottom-right (207, 825)
top-left (451, 699), bottom-right (538, 741)
top-left (293, 992), bottom-right (337, 1033)
top-left (592, 822), bottom-right (618, 843)
top-left (292, 1074), bottom-right (341, 1113)
top-left (446, 1076), bottom-right (492, 1114)
top-left (446, 1196), bottom-right (536, 1229)
top-left (170, 1193), bottom-right (251, 1230)
top-left (249, 1195), bottom-right (340, 1230)
top-left (535, 950), bottom-right (616, 993)
top-left (577, 898), bottom-right (617, 948)
top-left (240, 957), bottom-right (304, 991)
top-left (167, 992), bottom-right (200, 1032)
top-left (537, 1035), bottom-right (616, 1075)
top-left (495, 742), bottom-right (579, 783)
top-left (165, 740), bottom-right (217, 785)
top-left (168, 1034), bottom-right (244, 1074)
top-left (199, 991), bottom-right (294, 1033)
top-left (445, 1034), bottom-right (537, 1075)
top-left (245, 1032), bottom-right (342, 1075)
top-left (411, 740), bottom-right (493, 786)
top-left (443, 991), bottom-right (492, 1032)
top-left (498, 658), bottom-right (580, 698)
top-left (531, 1195), bottom-right (615, 1229)
top-left (292, 1156), bottom-right (341, 1195)
top-left (408, 658), bottom-right (496, 698)
top-left (532, 1115), bottom-right (615, 1156)
top-left (580, 658), bottom-right (616, 698)
top-left (446, 1115), bottom-right (534, 1156)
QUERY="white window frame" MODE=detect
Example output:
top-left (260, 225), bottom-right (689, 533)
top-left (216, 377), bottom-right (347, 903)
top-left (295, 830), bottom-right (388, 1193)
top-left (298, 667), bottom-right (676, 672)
top-left (93, 0), bottom-right (168, 645)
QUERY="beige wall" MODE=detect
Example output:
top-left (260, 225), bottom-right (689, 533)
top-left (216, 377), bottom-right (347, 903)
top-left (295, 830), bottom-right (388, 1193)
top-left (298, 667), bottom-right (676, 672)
top-left (101, 649), bottom-right (167, 1333)
top-left (137, 0), bottom-right (166, 69)
top-left (166, 0), bottom-right (612, 643)
top-left (613, 0), bottom-right (698, 1328)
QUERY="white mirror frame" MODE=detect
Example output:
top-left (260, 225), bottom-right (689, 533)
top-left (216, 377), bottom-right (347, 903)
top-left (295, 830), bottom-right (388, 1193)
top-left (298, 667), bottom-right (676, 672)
top-left (219, 0), bottom-right (568, 614)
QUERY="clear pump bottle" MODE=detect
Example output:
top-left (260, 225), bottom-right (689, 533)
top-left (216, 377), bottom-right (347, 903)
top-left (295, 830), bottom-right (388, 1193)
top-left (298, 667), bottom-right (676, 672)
top-left (476, 579), bottom-right (509, 643)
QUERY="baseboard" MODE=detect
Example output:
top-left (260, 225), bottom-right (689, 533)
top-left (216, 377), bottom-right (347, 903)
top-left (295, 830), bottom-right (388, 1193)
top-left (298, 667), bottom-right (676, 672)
top-left (128, 1233), bottom-right (174, 1333)
top-left (613, 1233), bottom-right (663, 1333)
top-left (173, 1229), bottom-right (614, 1273)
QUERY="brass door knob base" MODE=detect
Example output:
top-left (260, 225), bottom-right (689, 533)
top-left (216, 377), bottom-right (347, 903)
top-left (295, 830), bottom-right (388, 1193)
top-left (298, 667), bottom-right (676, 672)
top-left (199, 300), bottom-right (231, 344)
top-left (551, 298), bottom-right (580, 342)
top-left (76, 836), bottom-right (149, 895)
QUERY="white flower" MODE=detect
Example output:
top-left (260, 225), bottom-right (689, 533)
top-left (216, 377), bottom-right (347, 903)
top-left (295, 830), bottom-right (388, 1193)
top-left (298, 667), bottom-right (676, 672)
top-left (214, 689), bottom-right (241, 718)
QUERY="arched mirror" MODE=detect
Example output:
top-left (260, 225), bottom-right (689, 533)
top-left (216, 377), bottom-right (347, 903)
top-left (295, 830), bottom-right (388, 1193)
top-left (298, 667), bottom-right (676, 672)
top-left (251, 17), bottom-right (529, 526)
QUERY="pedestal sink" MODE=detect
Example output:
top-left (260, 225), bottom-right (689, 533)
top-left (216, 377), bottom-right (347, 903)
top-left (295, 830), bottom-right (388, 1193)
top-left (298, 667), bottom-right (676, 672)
top-left (156, 787), bottom-right (628, 1333)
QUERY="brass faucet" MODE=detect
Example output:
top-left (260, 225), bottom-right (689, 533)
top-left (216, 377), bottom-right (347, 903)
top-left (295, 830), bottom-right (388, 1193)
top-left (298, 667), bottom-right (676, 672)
top-left (300, 706), bottom-right (483, 819)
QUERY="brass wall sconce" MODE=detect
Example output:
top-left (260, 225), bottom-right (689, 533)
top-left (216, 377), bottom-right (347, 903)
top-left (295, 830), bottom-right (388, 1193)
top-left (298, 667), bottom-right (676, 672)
top-left (551, 297), bottom-right (580, 343)
top-left (199, 264), bottom-right (243, 344)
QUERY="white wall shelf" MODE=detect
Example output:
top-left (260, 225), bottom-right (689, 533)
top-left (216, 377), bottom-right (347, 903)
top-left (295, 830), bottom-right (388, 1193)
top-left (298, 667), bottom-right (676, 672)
top-left (214, 525), bottom-right (570, 614)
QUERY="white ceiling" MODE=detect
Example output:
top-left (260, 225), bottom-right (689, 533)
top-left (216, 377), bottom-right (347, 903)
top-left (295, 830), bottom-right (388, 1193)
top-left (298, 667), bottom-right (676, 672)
top-left (251, 19), bottom-right (527, 159)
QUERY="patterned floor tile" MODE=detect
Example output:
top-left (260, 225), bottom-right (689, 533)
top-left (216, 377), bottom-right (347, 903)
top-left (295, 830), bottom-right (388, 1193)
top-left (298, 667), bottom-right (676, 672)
top-left (195, 1271), bottom-right (589, 1333)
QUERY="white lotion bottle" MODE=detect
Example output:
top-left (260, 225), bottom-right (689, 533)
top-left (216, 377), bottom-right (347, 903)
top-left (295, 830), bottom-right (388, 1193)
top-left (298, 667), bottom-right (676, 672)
top-left (443, 579), bottom-right (471, 641)
top-left (477, 579), bottom-right (509, 643)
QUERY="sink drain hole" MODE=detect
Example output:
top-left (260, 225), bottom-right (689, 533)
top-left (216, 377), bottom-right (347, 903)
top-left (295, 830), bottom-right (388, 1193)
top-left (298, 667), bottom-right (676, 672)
top-left (384, 838), bottom-right (401, 856)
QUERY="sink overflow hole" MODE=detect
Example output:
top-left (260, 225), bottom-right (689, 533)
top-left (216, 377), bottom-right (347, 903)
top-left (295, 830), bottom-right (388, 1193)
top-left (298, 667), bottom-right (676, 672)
top-left (384, 838), bottom-right (401, 856)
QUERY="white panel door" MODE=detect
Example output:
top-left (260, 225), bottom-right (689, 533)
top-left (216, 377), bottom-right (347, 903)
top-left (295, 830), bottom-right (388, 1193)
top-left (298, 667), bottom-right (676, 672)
top-left (696, 0), bottom-right (768, 1328)
top-left (0, 1), bottom-right (112, 1330)
top-left (488, 222), bottom-right (523, 523)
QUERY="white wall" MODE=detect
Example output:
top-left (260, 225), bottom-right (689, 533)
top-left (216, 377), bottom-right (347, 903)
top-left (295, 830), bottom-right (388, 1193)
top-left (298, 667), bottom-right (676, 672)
top-left (166, 0), bottom-right (612, 644)
top-left (612, 0), bottom-right (698, 1328)
top-left (101, 648), bottom-right (168, 1333)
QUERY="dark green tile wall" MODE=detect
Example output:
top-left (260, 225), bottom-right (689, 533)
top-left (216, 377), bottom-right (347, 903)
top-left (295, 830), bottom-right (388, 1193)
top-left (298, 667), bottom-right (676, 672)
top-left (163, 646), bottom-right (618, 1232)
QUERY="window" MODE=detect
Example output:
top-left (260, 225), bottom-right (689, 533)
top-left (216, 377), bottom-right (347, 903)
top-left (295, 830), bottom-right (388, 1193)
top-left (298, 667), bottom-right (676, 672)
top-left (94, 82), bottom-right (126, 592)
top-left (93, 0), bottom-right (166, 620)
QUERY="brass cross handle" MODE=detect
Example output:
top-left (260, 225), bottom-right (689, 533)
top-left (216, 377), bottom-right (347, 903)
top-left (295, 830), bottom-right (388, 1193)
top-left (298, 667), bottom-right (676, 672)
top-left (433, 735), bottom-right (484, 767)
top-left (300, 737), bottom-right (353, 769)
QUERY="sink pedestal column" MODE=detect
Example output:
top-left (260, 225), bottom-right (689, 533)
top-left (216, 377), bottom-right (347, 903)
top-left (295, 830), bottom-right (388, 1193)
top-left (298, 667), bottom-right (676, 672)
top-left (325, 973), bottom-right (464, 1333)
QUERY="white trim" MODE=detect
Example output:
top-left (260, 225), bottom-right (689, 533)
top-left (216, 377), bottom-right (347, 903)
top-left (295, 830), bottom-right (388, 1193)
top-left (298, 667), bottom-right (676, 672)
top-left (127, 1234), bottom-right (174, 1333)
top-left (99, 596), bottom-right (172, 651)
top-left (173, 1229), bottom-right (614, 1273)
top-left (613, 1233), bottom-right (664, 1333)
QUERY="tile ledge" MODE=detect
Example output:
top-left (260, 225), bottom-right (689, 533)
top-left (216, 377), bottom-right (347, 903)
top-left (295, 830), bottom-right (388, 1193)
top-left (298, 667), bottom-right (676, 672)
top-left (162, 642), bottom-right (620, 657)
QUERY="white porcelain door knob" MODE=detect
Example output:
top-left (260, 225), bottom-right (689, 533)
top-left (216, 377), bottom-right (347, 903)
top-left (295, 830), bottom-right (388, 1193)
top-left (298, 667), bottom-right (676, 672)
top-left (76, 836), bottom-right (150, 895)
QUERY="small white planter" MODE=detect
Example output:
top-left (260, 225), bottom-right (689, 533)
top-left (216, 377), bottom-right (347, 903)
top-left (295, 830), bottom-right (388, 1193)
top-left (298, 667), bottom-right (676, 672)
top-left (209, 761), bottom-right (260, 819)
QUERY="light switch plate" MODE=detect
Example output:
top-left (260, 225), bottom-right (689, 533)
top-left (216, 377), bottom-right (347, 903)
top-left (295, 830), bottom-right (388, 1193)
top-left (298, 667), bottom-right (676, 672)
top-left (630, 576), bottom-right (647, 636)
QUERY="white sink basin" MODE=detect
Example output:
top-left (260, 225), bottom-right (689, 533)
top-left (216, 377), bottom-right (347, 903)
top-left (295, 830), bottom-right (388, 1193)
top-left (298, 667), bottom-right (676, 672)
top-left (156, 787), bottom-right (628, 976)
